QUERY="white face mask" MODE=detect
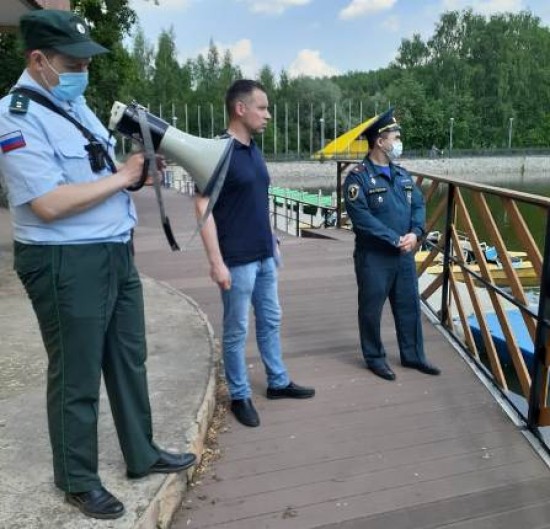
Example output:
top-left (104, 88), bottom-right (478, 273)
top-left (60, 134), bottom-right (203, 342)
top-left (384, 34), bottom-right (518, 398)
top-left (384, 139), bottom-right (403, 161)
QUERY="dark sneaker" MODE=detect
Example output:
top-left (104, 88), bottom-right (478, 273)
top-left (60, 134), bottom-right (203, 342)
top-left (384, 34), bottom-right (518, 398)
top-left (266, 381), bottom-right (315, 399)
top-left (65, 487), bottom-right (125, 520)
top-left (230, 398), bottom-right (260, 427)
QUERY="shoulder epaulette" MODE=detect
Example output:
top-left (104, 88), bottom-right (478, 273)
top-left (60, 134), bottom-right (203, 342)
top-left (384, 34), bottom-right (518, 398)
top-left (9, 93), bottom-right (30, 115)
top-left (351, 163), bottom-right (366, 174)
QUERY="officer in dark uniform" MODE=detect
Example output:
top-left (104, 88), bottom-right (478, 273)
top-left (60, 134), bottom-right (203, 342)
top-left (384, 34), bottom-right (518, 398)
top-left (344, 108), bottom-right (440, 381)
top-left (0, 10), bottom-right (196, 519)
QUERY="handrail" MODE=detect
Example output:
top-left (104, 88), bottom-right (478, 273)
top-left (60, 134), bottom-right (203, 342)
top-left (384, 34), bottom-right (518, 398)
top-left (413, 169), bottom-right (550, 208)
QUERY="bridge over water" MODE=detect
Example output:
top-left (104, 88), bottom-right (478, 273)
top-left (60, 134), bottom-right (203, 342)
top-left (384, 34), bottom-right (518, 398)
top-left (133, 189), bottom-right (550, 529)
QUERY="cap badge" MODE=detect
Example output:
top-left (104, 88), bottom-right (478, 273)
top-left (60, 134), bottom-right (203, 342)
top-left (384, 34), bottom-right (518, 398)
top-left (76, 22), bottom-right (87, 34)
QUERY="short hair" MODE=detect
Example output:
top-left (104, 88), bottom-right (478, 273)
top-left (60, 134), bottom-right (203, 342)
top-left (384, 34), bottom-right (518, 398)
top-left (225, 79), bottom-right (266, 117)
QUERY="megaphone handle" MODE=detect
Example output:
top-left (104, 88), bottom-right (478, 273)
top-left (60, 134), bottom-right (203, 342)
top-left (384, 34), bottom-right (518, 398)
top-left (126, 157), bottom-right (149, 191)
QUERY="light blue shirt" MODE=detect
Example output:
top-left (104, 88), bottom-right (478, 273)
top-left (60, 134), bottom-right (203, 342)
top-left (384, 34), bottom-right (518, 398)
top-left (0, 70), bottom-right (136, 244)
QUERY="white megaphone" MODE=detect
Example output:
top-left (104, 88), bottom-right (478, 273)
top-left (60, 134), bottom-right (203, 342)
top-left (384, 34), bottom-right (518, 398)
top-left (108, 101), bottom-right (234, 195)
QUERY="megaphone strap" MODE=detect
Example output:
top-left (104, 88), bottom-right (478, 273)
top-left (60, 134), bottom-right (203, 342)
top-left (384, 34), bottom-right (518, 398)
top-left (136, 106), bottom-right (181, 251)
top-left (181, 138), bottom-right (234, 252)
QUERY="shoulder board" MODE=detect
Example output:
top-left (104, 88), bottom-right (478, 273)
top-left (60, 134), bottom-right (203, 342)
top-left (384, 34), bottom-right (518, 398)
top-left (9, 93), bottom-right (30, 115)
top-left (351, 163), bottom-right (366, 174)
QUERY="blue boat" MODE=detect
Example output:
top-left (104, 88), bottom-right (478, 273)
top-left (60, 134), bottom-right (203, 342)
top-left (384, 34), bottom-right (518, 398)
top-left (467, 309), bottom-right (534, 371)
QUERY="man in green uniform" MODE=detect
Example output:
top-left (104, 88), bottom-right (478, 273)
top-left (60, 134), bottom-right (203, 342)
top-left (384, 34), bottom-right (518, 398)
top-left (0, 10), bottom-right (196, 519)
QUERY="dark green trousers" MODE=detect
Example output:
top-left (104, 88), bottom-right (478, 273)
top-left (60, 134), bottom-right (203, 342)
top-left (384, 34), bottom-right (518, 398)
top-left (14, 241), bottom-right (159, 493)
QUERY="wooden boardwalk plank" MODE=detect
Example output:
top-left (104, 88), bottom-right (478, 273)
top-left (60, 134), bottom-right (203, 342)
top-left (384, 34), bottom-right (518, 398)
top-left (131, 189), bottom-right (550, 529)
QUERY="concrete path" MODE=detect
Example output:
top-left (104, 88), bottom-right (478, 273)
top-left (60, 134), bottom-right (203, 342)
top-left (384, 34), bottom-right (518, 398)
top-left (0, 204), bottom-right (217, 529)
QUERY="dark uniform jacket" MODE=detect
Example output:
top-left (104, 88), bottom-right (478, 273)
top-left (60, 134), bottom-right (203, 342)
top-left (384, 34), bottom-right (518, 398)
top-left (344, 157), bottom-right (425, 252)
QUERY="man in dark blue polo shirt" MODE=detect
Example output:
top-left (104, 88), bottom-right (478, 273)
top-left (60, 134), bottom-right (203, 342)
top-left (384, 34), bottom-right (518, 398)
top-left (195, 80), bottom-right (315, 427)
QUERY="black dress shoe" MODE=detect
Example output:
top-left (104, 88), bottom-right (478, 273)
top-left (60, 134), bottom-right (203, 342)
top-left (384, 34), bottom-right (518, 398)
top-left (266, 381), bottom-right (316, 399)
top-left (231, 398), bottom-right (260, 427)
top-left (66, 487), bottom-right (125, 520)
top-left (368, 362), bottom-right (396, 381)
top-left (127, 450), bottom-right (197, 479)
top-left (402, 360), bottom-right (441, 375)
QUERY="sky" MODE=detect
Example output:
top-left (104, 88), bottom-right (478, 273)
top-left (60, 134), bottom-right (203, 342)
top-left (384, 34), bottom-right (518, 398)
top-left (128, 0), bottom-right (550, 78)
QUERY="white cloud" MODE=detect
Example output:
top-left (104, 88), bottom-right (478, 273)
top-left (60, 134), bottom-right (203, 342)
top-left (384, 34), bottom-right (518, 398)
top-left (288, 49), bottom-right (340, 78)
top-left (195, 39), bottom-right (259, 78)
top-left (339, 0), bottom-right (397, 20)
top-left (441, 0), bottom-right (524, 15)
top-left (238, 0), bottom-right (311, 16)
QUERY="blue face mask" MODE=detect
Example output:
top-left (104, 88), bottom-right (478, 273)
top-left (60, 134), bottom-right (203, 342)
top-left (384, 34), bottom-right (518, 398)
top-left (43, 56), bottom-right (89, 101)
top-left (51, 72), bottom-right (89, 101)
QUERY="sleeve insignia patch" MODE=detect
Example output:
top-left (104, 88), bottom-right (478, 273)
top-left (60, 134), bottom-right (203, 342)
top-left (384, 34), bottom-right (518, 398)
top-left (347, 184), bottom-right (360, 202)
top-left (0, 130), bottom-right (26, 153)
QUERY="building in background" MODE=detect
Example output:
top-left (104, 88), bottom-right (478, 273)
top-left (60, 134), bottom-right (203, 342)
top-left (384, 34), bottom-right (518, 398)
top-left (0, 0), bottom-right (70, 31)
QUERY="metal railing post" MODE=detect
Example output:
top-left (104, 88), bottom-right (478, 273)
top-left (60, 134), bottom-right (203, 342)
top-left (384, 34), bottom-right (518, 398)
top-left (273, 195), bottom-right (278, 230)
top-left (528, 211), bottom-right (550, 429)
top-left (440, 184), bottom-right (456, 325)
top-left (285, 193), bottom-right (289, 234)
top-left (336, 161), bottom-right (343, 228)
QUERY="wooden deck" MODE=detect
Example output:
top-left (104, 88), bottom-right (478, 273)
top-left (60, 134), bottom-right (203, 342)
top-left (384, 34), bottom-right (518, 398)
top-left (132, 189), bottom-right (550, 529)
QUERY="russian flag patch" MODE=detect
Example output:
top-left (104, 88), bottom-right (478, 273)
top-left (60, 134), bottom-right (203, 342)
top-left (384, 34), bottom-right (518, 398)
top-left (0, 130), bottom-right (26, 154)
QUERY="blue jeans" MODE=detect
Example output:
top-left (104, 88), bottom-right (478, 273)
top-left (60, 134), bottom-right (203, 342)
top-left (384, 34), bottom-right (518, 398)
top-left (221, 257), bottom-right (290, 399)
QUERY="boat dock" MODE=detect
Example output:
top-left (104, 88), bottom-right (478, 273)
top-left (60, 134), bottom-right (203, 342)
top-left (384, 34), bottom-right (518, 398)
top-left (133, 189), bottom-right (550, 529)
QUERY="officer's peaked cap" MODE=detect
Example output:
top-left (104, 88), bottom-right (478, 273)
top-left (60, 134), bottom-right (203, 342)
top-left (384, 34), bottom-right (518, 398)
top-left (20, 9), bottom-right (108, 58)
top-left (364, 107), bottom-right (401, 145)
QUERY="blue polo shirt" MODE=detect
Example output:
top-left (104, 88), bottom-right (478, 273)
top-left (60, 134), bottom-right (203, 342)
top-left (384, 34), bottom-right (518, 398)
top-left (212, 138), bottom-right (273, 267)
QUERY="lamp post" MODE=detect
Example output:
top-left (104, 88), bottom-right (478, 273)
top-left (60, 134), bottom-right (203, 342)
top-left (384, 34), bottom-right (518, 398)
top-left (449, 117), bottom-right (454, 157)
top-left (319, 117), bottom-right (325, 149)
top-left (508, 117), bottom-right (514, 149)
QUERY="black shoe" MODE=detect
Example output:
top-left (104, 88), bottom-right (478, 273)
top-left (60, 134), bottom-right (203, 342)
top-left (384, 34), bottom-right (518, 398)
top-left (402, 360), bottom-right (441, 375)
top-left (231, 398), bottom-right (260, 427)
top-left (266, 381), bottom-right (315, 399)
top-left (127, 450), bottom-right (197, 479)
top-left (65, 487), bottom-right (125, 520)
top-left (368, 362), bottom-right (396, 381)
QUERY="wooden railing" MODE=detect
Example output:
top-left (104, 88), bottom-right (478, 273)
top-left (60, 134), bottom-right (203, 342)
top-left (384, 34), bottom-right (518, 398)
top-left (336, 161), bottom-right (550, 437)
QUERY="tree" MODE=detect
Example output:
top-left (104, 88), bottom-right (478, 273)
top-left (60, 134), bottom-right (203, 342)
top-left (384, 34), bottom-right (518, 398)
top-left (396, 34), bottom-right (429, 69)
top-left (151, 27), bottom-right (183, 116)
top-left (71, 0), bottom-right (137, 120)
top-left (124, 25), bottom-right (155, 105)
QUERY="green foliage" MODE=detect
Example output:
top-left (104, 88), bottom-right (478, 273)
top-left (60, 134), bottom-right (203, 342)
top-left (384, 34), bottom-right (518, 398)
top-left (1, 5), bottom-right (549, 156)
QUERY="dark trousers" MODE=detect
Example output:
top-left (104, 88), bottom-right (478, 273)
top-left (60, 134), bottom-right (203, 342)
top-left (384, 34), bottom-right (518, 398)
top-left (14, 241), bottom-right (159, 493)
top-left (354, 248), bottom-right (426, 367)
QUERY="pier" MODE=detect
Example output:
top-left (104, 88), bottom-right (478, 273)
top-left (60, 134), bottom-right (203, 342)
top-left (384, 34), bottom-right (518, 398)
top-left (133, 189), bottom-right (550, 529)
